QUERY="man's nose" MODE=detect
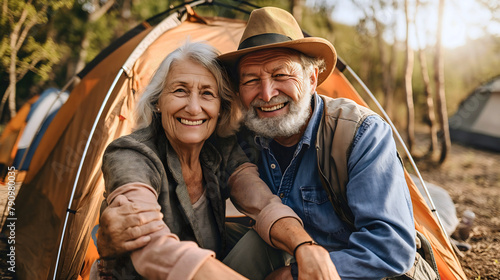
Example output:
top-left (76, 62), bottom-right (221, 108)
top-left (185, 94), bottom-right (203, 115)
top-left (259, 78), bottom-right (278, 102)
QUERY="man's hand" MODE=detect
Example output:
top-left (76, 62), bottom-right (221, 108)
top-left (294, 244), bottom-right (340, 280)
top-left (268, 218), bottom-right (340, 279)
top-left (97, 194), bottom-right (165, 258)
top-left (265, 244), bottom-right (339, 280)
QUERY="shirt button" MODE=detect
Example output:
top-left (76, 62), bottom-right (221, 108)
top-left (279, 193), bottom-right (284, 198)
top-left (270, 163), bottom-right (276, 169)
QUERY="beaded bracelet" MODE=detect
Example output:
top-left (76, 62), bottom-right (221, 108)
top-left (293, 240), bottom-right (319, 258)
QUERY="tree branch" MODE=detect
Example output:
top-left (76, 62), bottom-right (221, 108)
top-left (15, 5), bottom-right (46, 51)
top-left (89, 0), bottom-right (116, 22)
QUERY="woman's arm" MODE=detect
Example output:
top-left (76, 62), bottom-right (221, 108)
top-left (99, 183), bottom-right (247, 280)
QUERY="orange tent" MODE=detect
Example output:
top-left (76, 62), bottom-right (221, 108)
top-left (1, 2), bottom-right (466, 279)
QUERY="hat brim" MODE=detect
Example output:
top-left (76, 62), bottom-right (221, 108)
top-left (218, 37), bottom-right (337, 86)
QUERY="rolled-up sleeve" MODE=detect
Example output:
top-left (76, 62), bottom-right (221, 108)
top-left (228, 163), bottom-right (303, 246)
top-left (331, 116), bottom-right (416, 279)
top-left (108, 184), bottom-right (215, 280)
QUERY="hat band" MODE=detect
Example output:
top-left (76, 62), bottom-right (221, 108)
top-left (238, 33), bottom-right (292, 50)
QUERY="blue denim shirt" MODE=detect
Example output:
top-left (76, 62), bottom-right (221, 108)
top-left (251, 94), bottom-right (415, 279)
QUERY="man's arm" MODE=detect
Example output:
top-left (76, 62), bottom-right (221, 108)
top-left (228, 163), bottom-right (339, 280)
top-left (329, 116), bottom-right (416, 279)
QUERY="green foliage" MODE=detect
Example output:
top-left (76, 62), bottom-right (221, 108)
top-left (131, 0), bottom-right (171, 20)
top-left (3, 0), bottom-right (500, 126)
top-left (444, 35), bottom-right (500, 113)
top-left (0, 0), bottom-right (73, 120)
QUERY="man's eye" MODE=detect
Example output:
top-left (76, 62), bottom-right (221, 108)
top-left (242, 78), bottom-right (259, 85)
top-left (274, 74), bottom-right (289, 79)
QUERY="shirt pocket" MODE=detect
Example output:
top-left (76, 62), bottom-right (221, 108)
top-left (300, 186), bottom-right (351, 243)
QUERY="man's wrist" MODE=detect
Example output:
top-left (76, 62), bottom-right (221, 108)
top-left (293, 240), bottom-right (319, 258)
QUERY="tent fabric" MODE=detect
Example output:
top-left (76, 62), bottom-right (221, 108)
top-left (2, 6), bottom-right (466, 280)
top-left (410, 174), bottom-right (459, 237)
top-left (13, 88), bottom-right (69, 170)
top-left (0, 96), bottom-right (39, 178)
top-left (449, 76), bottom-right (500, 152)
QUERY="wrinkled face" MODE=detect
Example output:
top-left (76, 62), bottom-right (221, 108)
top-left (158, 58), bottom-right (220, 147)
top-left (238, 48), bottom-right (317, 138)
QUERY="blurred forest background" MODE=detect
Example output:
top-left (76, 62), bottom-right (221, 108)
top-left (1, 0), bottom-right (500, 162)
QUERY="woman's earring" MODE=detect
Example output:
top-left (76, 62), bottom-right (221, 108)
top-left (156, 107), bottom-right (161, 113)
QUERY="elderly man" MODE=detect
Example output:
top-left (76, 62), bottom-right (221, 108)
top-left (217, 6), bottom-right (416, 280)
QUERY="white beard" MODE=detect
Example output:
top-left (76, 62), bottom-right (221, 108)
top-left (243, 90), bottom-right (313, 139)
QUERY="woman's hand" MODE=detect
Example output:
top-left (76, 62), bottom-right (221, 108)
top-left (97, 194), bottom-right (165, 258)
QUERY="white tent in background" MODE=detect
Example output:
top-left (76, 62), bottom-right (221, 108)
top-left (450, 76), bottom-right (500, 152)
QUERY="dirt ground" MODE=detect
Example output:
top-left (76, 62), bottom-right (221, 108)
top-left (0, 141), bottom-right (498, 279)
top-left (414, 142), bottom-right (500, 279)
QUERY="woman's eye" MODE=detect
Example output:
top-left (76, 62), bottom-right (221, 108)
top-left (173, 88), bottom-right (186, 93)
top-left (202, 91), bottom-right (215, 97)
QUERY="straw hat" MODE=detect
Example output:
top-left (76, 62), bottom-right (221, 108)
top-left (218, 7), bottom-right (337, 85)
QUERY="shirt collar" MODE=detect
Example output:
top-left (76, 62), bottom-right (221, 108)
top-left (255, 93), bottom-right (324, 150)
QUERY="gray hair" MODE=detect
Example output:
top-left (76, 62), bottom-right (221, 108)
top-left (135, 41), bottom-right (240, 137)
top-left (298, 51), bottom-right (326, 77)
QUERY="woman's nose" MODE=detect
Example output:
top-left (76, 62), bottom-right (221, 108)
top-left (185, 95), bottom-right (203, 115)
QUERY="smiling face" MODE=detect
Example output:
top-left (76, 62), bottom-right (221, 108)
top-left (238, 48), bottom-right (318, 140)
top-left (157, 58), bottom-right (220, 148)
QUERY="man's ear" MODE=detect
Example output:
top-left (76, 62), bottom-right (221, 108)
top-left (309, 67), bottom-right (319, 92)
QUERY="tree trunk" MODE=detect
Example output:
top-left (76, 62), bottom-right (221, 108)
top-left (0, 84), bottom-right (13, 120)
top-left (6, 23), bottom-right (20, 118)
top-left (415, 0), bottom-right (438, 155)
top-left (72, 0), bottom-right (116, 76)
top-left (290, 0), bottom-right (303, 24)
top-left (419, 49), bottom-right (438, 155)
top-left (75, 32), bottom-right (90, 74)
top-left (435, 0), bottom-right (451, 163)
top-left (404, 0), bottom-right (415, 154)
top-left (371, 5), bottom-right (395, 119)
top-left (359, 38), bottom-right (372, 82)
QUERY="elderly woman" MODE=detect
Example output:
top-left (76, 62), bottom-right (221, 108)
top-left (95, 42), bottom-right (333, 280)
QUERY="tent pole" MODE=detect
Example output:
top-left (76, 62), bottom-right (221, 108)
top-left (52, 69), bottom-right (124, 280)
top-left (53, 12), bottom-right (183, 278)
top-left (344, 64), bottom-right (449, 237)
